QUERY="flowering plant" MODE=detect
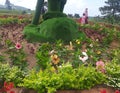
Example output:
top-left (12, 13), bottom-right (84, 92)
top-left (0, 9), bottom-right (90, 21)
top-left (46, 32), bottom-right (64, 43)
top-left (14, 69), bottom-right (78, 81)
top-left (0, 81), bottom-right (15, 93)
top-left (96, 60), bottom-right (105, 73)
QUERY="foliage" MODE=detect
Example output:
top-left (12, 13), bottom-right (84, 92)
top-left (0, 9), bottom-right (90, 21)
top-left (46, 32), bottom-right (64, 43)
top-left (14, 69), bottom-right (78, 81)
top-left (110, 48), bottom-right (120, 64)
top-left (105, 62), bottom-right (120, 89)
top-left (36, 43), bottom-right (52, 70)
top-left (0, 15), bottom-right (31, 25)
top-left (19, 63), bottom-right (107, 93)
top-left (0, 63), bottom-right (26, 86)
top-left (99, 0), bottom-right (120, 24)
top-left (5, 41), bottom-right (28, 70)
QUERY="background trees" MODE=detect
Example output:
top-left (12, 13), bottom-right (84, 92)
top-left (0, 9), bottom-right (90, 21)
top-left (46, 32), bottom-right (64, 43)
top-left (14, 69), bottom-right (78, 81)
top-left (99, 0), bottom-right (120, 24)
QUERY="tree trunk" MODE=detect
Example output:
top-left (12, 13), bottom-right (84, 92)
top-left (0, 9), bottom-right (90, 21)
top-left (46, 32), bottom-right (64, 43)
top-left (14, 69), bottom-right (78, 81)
top-left (31, 0), bottom-right (44, 25)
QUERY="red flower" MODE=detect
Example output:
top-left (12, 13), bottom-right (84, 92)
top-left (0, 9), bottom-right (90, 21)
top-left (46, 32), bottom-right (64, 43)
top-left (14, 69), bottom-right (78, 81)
top-left (15, 42), bottom-right (22, 49)
top-left (4, 82), bottom-right (14, 91)
top-left (100, 89), bottom-right (107, 93)
top-left (10, 90), bottom-right (15, 93)
top-left (115, 90), bottom-right (120, 93)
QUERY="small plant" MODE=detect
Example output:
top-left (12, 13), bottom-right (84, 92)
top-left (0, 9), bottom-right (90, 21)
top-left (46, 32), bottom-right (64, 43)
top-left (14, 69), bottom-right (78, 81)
top-left (6, 42), bottom-right (28, 70)
top-left (36, 43), bottom-right (52, 70)
top-left (105, 62), bottom-right (120, 89)
top-left (0, 63), bottom-right (26, 87)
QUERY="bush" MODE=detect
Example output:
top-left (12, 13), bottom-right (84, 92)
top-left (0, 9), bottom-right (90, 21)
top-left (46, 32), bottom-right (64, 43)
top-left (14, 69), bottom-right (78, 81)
top-left (19, 64), bottom-right (107, 93)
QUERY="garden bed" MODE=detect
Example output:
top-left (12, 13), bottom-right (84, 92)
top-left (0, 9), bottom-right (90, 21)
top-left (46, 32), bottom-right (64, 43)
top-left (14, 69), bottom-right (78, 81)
top-left (8, 85), bottom-right (115, 93)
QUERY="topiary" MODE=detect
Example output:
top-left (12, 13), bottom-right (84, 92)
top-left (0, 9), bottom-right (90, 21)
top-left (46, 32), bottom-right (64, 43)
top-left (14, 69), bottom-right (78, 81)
top-left (42, 11), bottom-right (67, 20)
top-left (39, 17), bottom-right (80, 42)
top-left (23, 17), bottom-right (81, 42)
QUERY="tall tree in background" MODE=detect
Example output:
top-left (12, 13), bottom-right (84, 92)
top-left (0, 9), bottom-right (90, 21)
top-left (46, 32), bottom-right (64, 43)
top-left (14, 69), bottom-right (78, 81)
top-left (32, 0), bottom-right (44, 25)
top-left (99, 0), bottom-right (120, 23)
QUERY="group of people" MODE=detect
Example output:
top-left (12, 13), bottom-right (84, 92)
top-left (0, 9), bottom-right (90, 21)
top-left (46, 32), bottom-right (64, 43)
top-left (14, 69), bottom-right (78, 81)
top-left (79, 8), bottom-right (88, 24)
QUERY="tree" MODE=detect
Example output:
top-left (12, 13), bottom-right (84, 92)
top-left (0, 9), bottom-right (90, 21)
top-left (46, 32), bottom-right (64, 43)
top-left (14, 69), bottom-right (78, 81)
top-left (31, 0), bottom-right (44, 25)
top-left (99, 0), bottom-right (120, 23)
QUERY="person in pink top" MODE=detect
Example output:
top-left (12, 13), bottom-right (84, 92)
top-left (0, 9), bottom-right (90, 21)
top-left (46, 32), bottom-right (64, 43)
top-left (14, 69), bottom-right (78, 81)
top-left (79, 8), bottom-right (88, 24)
top-left (80, 13), bottom-right (86, 24)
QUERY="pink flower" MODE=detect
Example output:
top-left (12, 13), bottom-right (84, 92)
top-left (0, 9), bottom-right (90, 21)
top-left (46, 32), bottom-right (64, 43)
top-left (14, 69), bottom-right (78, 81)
top-left (15, 42), bottom-right (22, 49)
top-left (96, 60), bottom-right (105, 73)
top-left (96, 60), bottom-right (105, 68)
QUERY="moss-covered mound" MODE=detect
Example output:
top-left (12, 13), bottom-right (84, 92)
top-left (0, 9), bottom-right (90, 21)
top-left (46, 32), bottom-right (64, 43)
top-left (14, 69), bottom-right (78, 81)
top-left (23, 17), bottom-right (81, 42)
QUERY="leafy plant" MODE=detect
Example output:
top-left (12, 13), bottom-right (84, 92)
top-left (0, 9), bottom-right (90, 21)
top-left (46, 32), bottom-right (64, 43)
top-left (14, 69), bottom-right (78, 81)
top-left (0, 63), bottom-right (26, 87)
top-left (36, 43), bottom-right (52, 70)
top-left (6, 42), bottom-right (28, 70)
top-left (105, 62), bottom-right (120, 89)
top-left (19, 63), bottom-right (107, 93)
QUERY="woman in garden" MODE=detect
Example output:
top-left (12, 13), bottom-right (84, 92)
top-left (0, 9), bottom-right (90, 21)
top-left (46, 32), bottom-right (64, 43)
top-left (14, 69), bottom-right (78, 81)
top-left (79, 8), bottom-right (88, 24)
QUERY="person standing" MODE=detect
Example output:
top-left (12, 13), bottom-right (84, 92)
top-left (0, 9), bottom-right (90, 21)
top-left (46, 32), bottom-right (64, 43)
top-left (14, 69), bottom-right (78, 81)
top-left (80, 13), bottom-right (86, 24)
top-left (84, 8), bottom-right (88, 24)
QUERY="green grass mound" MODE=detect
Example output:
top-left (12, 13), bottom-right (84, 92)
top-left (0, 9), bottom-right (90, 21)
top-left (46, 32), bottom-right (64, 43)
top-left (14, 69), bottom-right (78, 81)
top-left (23, 17), bottom-right (83, 42)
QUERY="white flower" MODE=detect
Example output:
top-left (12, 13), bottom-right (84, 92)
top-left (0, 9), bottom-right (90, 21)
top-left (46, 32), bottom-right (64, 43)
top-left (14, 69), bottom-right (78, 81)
top-left (79, 52), bottom-right (88, 62)
top-left (89, 43), bottom-right (93, 47)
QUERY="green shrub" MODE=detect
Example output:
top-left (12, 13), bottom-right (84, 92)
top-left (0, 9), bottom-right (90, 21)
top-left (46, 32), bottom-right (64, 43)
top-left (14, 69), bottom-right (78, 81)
top-left (105, 62), bottom-right (120, 89)
top-left (19, 64), bottom-right (107, 93)
top-left (0, 63), bottom-right (26, 86)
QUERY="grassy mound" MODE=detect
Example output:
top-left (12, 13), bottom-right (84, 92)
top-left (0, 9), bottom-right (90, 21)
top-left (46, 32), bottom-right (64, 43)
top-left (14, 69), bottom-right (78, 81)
top-left (23, 17), bottom-right (83, 42)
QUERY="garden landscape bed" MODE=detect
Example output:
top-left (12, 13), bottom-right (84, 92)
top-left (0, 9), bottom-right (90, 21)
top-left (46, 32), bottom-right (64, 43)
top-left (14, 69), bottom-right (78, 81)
top-left (0, 15), bottom-right (120, 93)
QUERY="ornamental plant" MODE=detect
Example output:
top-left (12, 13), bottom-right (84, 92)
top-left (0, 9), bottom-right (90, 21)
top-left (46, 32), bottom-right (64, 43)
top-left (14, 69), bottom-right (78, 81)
top-left (0, 63), bottom-right (26, 87)
top-left (105, 62), bottom-right (120, 89)
top-left (19, 63), bottom-right (107, 93)
top-left (6, 42), bottom-right (28, 70)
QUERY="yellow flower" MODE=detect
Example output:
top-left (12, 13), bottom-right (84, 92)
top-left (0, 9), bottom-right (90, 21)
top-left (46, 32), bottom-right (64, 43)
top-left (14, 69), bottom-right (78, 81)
top-left (97, 50), bottom-right (101, 54)
top-left (75, 39), bottom-right (80, 44)
top-left (51, 54), bottom-right (60, 65)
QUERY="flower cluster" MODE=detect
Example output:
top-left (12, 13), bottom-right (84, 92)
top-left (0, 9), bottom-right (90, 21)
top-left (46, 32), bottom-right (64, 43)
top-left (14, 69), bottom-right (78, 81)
top-left (51, 54), bottom-right (60, 65)
top-left (0, 81), bottom-right (15, 93)
top-left (79, 51), bottom-right (88, 62)
top-left (96, 60), bottom-right (105, 73)
top-left (100, 89), bottom-right (120, 93)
